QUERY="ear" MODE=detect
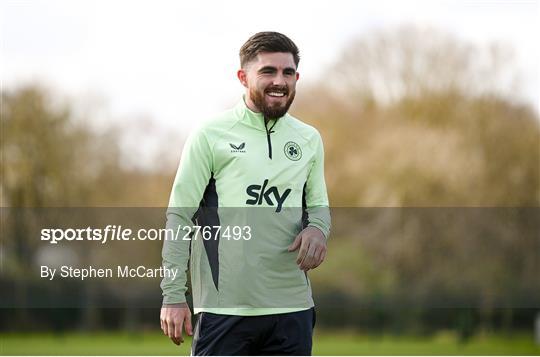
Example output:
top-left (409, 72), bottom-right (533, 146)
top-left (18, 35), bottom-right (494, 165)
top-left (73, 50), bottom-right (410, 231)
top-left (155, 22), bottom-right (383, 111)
top-left (296, 72), bottom-right (300, 81)
top-left (237, 69), bottom-right (248, 88)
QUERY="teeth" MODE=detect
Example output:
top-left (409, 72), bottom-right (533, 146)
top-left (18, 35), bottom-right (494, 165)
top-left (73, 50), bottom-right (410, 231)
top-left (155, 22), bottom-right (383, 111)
top-left (267, 92), bottom-right (285, 97)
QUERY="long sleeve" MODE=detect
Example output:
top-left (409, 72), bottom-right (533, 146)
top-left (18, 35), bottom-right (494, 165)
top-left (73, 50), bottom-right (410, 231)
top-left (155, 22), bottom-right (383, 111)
top-left (304, 132), bottom-right (331, 238)
top-left (161, 128), bottom-right (213, 304)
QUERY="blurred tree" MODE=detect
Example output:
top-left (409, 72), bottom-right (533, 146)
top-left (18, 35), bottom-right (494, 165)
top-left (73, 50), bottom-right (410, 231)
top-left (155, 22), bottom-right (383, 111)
top-left (299, 26), bottom-right (539, 334)
top-left (295, 26), bottom-right (539, 207)
top-left (1, 85), bottom-right (172, 329)
top-left (2, 86), bottom-right (92, 206)
top-left (1, 84), bottom-right (175, 208)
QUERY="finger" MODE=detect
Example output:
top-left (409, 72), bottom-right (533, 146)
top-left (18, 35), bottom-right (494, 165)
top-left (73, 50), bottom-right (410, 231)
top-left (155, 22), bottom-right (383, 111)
top-left (167, 319), bottom-right (176, 341)
top-left (174, 319), bottom-right (184, 344)
top-left (170, 332), bottom-right (181, 345)
top-left (185, 313), bottom-right (193, 336)
top-left (301, 243), bottom-right (318, 270)
top-left (296, 237), bottom-right (310, 264)
top-left (316, 245), bottom-right (327, 265)
top-left (288, 233), bottom-right (302, 252)
top-left (160, 310), bottom-right (167, 335)
top-left (299, 246), bottom-right (311, 270)
top-left (305, 242), bottom-right (319, 268)
top-left (320, 249), bottom-right (327, 264)
top-left (310, 244), bottom-right (321, 267)
top-left (311, 246), bottom-right (324, 268)
top-left (160, 318), bottom-right (166, 335)
top-left (162, 317), bottom-right (168, 336)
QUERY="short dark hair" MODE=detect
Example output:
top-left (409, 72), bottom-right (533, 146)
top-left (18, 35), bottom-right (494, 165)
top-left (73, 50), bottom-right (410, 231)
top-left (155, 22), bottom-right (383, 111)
top-left (239, 32), bottom-right (300, 69)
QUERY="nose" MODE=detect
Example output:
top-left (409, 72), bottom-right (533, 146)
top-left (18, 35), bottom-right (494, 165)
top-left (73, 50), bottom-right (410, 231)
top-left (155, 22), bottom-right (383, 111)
top-left (272, 73), bottom-right (286, 87)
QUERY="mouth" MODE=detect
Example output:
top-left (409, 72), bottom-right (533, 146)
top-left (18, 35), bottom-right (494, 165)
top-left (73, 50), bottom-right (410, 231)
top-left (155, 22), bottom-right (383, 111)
top-left (265, 88), bottom-right (288, 101)
top-left (266, 91), bottom-right (286, 97)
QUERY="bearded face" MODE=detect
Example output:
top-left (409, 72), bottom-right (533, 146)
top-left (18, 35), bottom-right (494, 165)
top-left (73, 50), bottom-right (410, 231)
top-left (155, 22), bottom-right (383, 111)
top-left (241, 52), bottom-right (299, 120)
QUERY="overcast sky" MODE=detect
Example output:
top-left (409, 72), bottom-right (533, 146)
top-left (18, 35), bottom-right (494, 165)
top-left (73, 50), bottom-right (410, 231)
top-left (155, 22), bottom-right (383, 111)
top-left (2, 0), bottom-right (539, 136)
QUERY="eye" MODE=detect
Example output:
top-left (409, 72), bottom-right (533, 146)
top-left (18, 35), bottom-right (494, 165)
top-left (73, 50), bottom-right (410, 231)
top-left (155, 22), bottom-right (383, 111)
top-left (284, 69), bottom-right (296, 76)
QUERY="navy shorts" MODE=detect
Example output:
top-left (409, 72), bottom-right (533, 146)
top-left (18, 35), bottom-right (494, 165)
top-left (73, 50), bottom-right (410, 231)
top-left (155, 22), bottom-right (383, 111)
top-left (191, 308), bottom-right (316, 356)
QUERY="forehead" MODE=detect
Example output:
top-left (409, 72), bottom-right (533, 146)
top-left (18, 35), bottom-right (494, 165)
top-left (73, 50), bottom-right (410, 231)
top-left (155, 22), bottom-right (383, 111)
top-left (251, 52), bottom-right (296, 70)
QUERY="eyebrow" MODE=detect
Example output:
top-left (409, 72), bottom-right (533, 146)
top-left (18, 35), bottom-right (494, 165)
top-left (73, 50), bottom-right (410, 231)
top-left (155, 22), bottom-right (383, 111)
top-left (258, 66), bottom-right (297, 73)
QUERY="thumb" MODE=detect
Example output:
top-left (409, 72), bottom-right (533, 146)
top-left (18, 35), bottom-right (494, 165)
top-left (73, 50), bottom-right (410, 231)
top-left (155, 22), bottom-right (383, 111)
top-left (288, 233), bottom-right (302, 252)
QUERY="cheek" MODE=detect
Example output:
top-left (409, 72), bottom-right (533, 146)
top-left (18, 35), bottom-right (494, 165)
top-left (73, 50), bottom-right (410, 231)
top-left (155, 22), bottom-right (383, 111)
top-left (248, 78), bottom-right (264, 90)
top-left (257, 79), bottom-right (270, 89)
top-left (287, 79), bottom-right (297, 90)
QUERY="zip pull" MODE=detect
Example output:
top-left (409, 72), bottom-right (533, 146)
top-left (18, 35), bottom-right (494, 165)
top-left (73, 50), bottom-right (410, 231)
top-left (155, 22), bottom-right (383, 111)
top-left (264, 119), bottom-right (277, 159)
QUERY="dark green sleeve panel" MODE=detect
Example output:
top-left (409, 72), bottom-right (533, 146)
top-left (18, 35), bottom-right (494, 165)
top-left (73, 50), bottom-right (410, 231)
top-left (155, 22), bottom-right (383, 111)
top-left (161, 128), bottom-right (213, 304)
top-left (305, 132), bottom-right (331, 238)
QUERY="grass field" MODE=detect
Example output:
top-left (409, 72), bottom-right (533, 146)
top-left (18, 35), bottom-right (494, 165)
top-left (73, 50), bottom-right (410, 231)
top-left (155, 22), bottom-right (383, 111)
top-left (1, 331), bottom-right (539, 355)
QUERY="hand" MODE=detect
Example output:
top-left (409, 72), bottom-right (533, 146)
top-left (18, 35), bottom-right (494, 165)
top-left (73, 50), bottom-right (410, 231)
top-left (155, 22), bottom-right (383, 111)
top-left (160, 303), bottom-right (193, 345)
top-left (288, 226), bottom-right (327, 272)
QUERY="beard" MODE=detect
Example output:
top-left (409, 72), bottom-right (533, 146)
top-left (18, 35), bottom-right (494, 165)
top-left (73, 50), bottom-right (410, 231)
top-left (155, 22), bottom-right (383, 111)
top-left (250, 85), bottom-right (296, 120)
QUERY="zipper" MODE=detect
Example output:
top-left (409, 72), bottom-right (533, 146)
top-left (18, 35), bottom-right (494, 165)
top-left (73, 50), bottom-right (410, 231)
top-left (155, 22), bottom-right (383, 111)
top-left (264, 119), bottom-right (277, 159)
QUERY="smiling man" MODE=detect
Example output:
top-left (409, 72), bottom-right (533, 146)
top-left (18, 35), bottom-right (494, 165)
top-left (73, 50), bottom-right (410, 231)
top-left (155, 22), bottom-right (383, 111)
top-left (160, 32), bottom-right (331, 356)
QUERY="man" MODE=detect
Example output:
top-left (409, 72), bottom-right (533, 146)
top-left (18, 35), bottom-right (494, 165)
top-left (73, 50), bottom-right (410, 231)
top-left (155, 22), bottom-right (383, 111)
top-left (160, 32), bottom-right (331, 355)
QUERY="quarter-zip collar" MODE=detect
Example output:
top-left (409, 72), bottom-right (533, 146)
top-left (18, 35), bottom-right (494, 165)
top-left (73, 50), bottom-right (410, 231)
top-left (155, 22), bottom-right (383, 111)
top-left (234, 95), bottom-right (288, 132)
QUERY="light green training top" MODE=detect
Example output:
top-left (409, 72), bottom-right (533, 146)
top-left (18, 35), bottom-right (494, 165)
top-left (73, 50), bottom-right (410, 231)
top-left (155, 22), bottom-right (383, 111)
top-left (161, 97), bottom-right (331, 316)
